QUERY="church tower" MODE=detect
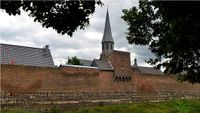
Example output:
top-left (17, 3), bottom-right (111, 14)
top-left (102, 9), bottom-right (114, 53)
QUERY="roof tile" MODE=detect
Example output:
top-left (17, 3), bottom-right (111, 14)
top-left (0, 43), bottom-right (54, 67)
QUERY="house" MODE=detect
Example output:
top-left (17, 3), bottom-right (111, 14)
top-left (0, 44), bottom-right (54, 67)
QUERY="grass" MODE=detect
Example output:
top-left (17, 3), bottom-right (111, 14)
top-left (1, 109), bottom-right (38, 113)
top-left (2, 100), bottom-right (200, 113)
top-left (68, 100), bottom-right (200, 113)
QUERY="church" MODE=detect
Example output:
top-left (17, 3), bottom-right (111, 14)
top-left (78, 9), bottom-right (163, 78)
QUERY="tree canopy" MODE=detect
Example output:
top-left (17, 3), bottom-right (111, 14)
top-left (122, 1), bottom-right (200, 83)
top-left (67, 56), bottom-right (82, 65)
top-left (1, 0), bottom-right (102, 36)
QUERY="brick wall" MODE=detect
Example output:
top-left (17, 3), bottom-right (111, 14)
top-left (0, 64), bottom-right (136, 93)
top-left (1, 64), bottom-right (200, 111)
top-left (106, 50), bottom-right (133, 79)
top-left (60, 65), bottom-right (99, 75)
top-left (1, 91), bottom-right (199, 111)
top-left (132, 69), bottom-right (200, 95)
top-left (1, 64), bottom-right (101, 92)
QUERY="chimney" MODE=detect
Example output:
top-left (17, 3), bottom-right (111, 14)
top-left (134, 58), bottom-right (137, 66)
top-left (45, 45), bottom-right (49, 49)
top-left (43, 45), bottom-right (49, 55)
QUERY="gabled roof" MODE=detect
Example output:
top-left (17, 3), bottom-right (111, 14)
top-left (102, 9), bottom-right (114, 43)
top-left (79, 59), bottom-right (93, 66)
top-left (91, 59), bottom-right (113, 71)
top-left (0, 43), bottom-right (54, 67)
top-left (133, 65), bottom-right (164, 75)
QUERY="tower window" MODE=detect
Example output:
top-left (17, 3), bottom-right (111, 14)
top-left (102, 44), bottom-right (104, 50)
top-left (106, 44), bottom-right (108, 50)
top-left (111, 44), bottom-right (113, 50)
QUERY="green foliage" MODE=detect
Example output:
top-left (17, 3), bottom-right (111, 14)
top-left (68, 100), bottom-right (200, 113)
top-left (2, 100), bottom-right (200, 113)
top-left (174, 100), bottom-right (191, 113)
top-left (49, 106), bottom-right (62, 113)
top-left (1, 109), bottom-right (37, 113)
top-left (78, 109), bottom-right (89, 113)
top-left (0, 0), bottom-right (102, 36)
top-left (122, 1), bottom-right (200, 83)
top-left (67, 56), bottom-right (82, 65)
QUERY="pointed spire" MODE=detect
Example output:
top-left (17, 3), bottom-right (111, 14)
top-left (102, 9), bottom-right (114, 43)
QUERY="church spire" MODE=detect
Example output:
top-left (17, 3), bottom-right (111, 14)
top-left (102, 9), bottom-right (114, 43)
top-left (102, 9), bottom-right (114, 53)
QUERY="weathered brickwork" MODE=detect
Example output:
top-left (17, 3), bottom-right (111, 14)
top-left (1, 64), bottom-right (200, 111)
top-left (1, 91), bottom-right (199, 111)
top-left (101, 50), bottom-right (133, 80)
top-left (60, 65), bottom-right (99, 75)
top-left (1, 64), bottom-right (135, 93)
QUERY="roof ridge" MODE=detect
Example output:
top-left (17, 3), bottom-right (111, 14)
top-left (1, 43), bottom-right (54, 67)
top-left (113, 50), bottom-right (130, 53)
top-left (0, 43), bottom-right (47, 50)
top-left (79, 59), bottom-right (93, 61)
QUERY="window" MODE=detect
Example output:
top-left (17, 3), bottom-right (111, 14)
top-left (121, 56), bottom-right (124, 62)
top-left (111, 44), bottom-right (113, 50)
top-left (106, 44), bottom-right (108, 50)
top-left (102, 44), bottom-right (104, 50)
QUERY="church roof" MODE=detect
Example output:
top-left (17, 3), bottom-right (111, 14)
top-left (79, 59), bottom-right (93, 66)
top-left (102, 9), bottom-right (114, 43)
top-left (133, 65), bottom-right (164, 75)
top-left (91, 59), bottom-right (113, 71)
top-left (0, 43), bottom-right (54, 67)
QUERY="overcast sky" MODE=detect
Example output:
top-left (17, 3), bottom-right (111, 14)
top-left (0, 0), bottom-right (156, 66)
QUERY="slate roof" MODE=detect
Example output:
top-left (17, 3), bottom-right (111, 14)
top-left (102, 9), bottom-right (114, 43)
top-left (91, 59), bottom-right (113, 71)
top-left (0, 43), bottom-right (54, 67)
top-left (133, 65), bottom-right (164, 75)
top-left (79, 59), bottom-right (93, 66)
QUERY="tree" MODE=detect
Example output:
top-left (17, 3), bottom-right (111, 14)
top-left (67, 56), bottom-right (82, 65)
top-left (1, 0), bottom-right (102, 36)
top-left (122, 1), bottom-right (200, 83)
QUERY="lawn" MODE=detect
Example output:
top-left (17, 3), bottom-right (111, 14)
top-left (2, 100), bottom-right (200, 113)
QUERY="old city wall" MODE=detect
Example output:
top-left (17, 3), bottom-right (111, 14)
top-left (0, 64), bottom-right (136, 93)
top-left (1, 64), bottom-right (200, 111)
top-left (132, 68), bottom-right (200, 95)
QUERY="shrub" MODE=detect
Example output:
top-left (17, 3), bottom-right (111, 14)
top-left (49, 106), bottom-right (61, 113)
